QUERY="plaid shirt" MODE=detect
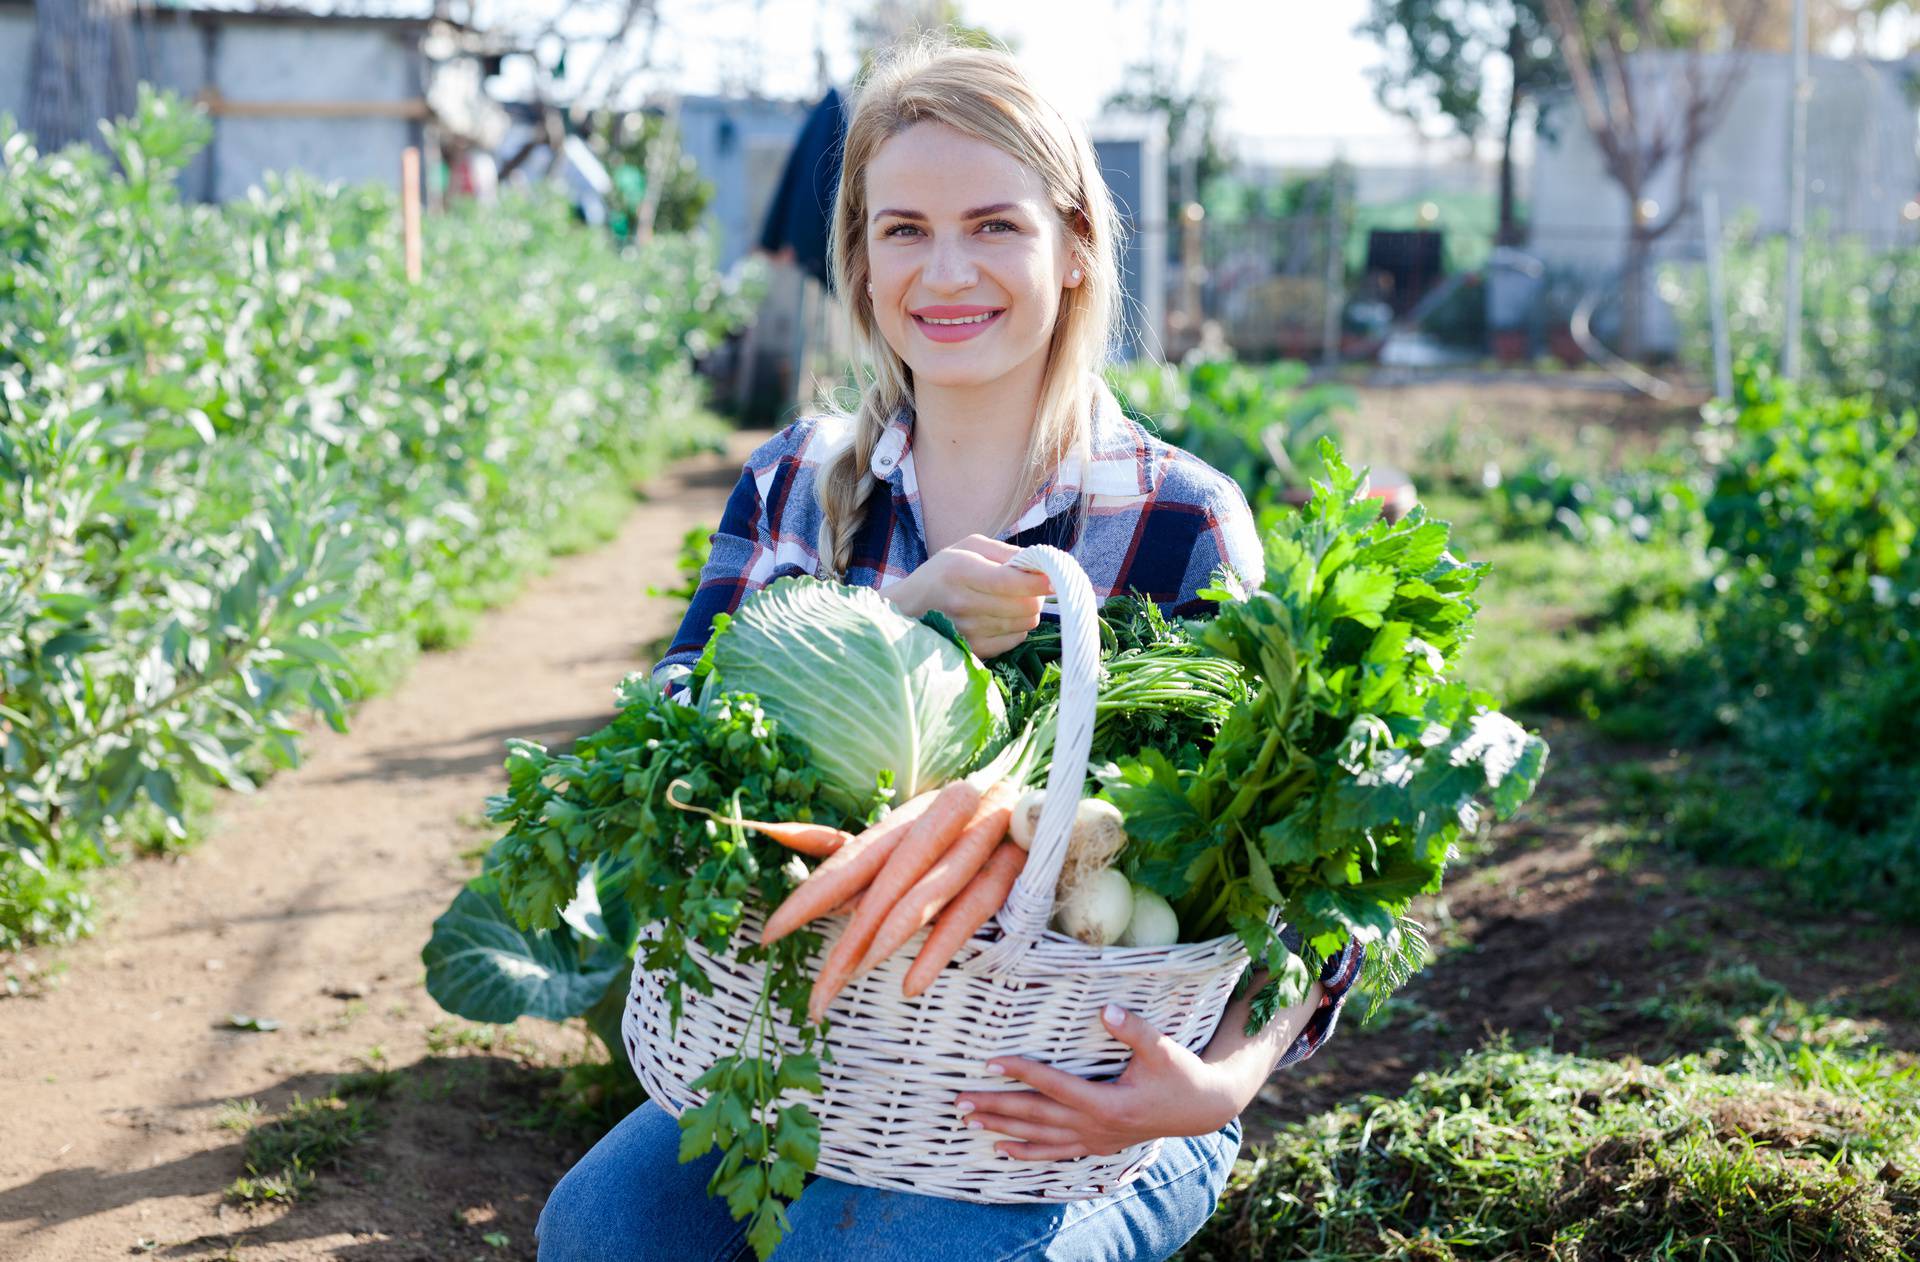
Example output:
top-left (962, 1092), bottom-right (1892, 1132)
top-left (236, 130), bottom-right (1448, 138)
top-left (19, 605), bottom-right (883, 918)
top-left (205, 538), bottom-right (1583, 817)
top-left (655, 378), bottom-right (1365, 1069)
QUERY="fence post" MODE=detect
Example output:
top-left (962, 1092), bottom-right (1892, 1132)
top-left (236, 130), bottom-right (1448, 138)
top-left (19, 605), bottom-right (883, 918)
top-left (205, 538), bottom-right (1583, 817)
top-left (1321, 169), bottom-right (1344, 367)
top-left (1782, 0), bottom-right (1809, 380)
top-left (401, 145), bottom-right (422, 284)
top-left (1703, 190), bottom-right (1733, 400)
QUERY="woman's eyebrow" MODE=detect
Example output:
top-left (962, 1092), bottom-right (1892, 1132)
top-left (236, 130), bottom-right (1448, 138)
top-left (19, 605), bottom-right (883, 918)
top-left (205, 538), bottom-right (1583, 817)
top-left (870, 202), bottom-right (1021, 223)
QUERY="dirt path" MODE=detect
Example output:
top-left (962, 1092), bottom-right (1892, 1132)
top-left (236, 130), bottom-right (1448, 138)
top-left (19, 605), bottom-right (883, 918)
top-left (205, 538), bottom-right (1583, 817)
top-left (0, 435), bottom-right (759, 1262)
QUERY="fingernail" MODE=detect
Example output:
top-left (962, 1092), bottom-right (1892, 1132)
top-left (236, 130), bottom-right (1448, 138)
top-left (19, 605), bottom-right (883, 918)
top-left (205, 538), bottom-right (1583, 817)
top-left (966, 1120), bottom-right (981, 1130)
top-left (984, 1061), bottom-right (1003, 1075)
top-left (957, 1101), bottom-right (974, 1116)
top-left (1103, 1003), bottom-right (1126, 1025)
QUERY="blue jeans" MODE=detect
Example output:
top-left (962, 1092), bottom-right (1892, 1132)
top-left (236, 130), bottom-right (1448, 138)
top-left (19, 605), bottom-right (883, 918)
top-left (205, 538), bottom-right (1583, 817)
top-left (536, 1100), bottom-right (1242, 1262)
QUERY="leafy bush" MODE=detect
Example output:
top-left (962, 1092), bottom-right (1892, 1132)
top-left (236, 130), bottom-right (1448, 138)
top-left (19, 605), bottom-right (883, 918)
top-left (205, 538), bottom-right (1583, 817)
top-left (1108, 357), bottom-right (1356, 511)
top-left (1664, 223), bottom-right (1920, 417)
top-left (0, 89), bottom-right (757, 948)
top-left (1182, 1035), bottom-right (1920, 1261)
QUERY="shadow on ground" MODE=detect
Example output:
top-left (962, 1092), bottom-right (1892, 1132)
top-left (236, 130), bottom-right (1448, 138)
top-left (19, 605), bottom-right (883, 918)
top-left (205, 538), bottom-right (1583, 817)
top-left (0, 1055), bottom-right (612, 1262)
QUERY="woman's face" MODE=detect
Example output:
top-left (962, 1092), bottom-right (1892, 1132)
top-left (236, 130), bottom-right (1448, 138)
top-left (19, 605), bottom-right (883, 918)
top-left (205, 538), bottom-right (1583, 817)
top-left (863, 122), bottom-right (1081, 390)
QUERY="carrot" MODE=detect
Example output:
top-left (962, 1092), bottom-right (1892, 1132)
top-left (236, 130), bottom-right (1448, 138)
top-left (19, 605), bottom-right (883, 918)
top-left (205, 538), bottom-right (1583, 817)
top-left (853, 781), bottom-right (1016, 977)
top-left (760, 786), bottom-right (942, 946)
top-left (901, 841), bottom-right (1029, 999)
top-left (663, 780), bottom-right (852, 857)
top-left (830, 889), bottom-right (865, 919)
top-left (739, 820), bottom-right (851, 857)
top-left (805, 780), bottom-right (982, 1024)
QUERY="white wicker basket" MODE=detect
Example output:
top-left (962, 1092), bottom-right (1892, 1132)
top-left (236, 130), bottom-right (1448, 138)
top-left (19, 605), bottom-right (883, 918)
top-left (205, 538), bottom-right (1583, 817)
top-left (622, 544), bottom-right (1253, 1202)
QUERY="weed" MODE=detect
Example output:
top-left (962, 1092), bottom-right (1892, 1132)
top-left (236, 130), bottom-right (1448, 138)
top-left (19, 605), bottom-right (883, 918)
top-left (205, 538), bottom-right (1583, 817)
top-left (1180, 1034), bottom-right (1920, 1261)
top-left (222, 1086), bottom-right (381, 1206)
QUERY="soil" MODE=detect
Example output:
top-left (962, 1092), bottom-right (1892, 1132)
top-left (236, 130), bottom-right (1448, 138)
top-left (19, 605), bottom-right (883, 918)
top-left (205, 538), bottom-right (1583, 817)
top-left (5, 394), bottom-right (1915, 1262)
top-left (0, 435), bottom-right (761, 1262)
top-left (1246, 714), bottom-right (1920, 1141)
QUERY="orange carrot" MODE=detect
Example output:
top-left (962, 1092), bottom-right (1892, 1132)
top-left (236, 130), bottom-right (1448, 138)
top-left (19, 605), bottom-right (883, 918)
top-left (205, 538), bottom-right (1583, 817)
top-left (901, 841), bottom-right (1029, 999)
top-left (760, 786), bottom-right (942, 946)
top-left (663, 780), bottom-right (852, 857)
top-left (829, 889), bottom-right (865, 919)
top-left (739, 820), bottom-right (851, 857)
top-left (806, 780), bottom-right (982, 1023)
top-left (853, 781), bottom-right (1016, 977)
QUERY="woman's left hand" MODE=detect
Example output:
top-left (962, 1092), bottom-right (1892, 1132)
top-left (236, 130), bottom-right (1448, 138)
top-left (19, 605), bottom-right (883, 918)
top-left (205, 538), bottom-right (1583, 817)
top-left (952, 1004), bottom-right (1250, 1160)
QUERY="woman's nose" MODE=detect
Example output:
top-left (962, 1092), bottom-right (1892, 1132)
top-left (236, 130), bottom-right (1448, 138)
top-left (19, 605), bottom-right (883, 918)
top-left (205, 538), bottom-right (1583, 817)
top-left (921, 239), bottom-right (978, 291)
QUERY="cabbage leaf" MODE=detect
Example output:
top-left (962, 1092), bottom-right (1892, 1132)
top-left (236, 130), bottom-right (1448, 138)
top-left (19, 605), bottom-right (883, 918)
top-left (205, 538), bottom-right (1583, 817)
top-left (704, 577), bottom-right (1004, 812)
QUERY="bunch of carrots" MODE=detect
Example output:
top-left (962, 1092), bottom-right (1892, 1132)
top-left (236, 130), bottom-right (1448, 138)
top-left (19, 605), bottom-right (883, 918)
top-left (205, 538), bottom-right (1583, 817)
top-left (674, 778), bottom-right (1026, 1023)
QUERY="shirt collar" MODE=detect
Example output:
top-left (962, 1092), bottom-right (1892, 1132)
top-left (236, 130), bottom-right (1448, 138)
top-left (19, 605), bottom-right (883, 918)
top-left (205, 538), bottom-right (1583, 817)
top-left (1005, 377), bottom-right (1158, 535)
top-left (870, 376), bottom-right (1158, 537)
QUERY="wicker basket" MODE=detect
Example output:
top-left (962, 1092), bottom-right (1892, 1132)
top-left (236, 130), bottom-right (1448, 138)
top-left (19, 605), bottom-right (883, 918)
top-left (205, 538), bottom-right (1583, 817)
top-left (622, 544), bottom-right (1254, 1202)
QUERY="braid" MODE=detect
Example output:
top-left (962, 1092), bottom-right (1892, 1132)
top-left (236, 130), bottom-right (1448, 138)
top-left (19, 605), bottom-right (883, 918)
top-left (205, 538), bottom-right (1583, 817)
top-left (814, 392), bottom-right (893, 581)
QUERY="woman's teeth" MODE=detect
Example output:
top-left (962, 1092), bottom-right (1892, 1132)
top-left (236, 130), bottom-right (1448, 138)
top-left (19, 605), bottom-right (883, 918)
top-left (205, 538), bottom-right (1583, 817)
top-left (919, 312), bottom-right (999, 325)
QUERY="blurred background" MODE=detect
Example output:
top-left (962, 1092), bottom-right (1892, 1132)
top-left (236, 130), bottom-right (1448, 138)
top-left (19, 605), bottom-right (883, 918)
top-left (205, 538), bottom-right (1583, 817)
top-left (12, 0), bottom-right (1920, 408)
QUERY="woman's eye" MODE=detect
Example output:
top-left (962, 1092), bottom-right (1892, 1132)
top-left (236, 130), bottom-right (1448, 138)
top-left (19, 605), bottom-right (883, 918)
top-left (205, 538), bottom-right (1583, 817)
top-left (882, 223), bottom-right (921, 238)
top-left (980, 220), bottom-right (1018, 234)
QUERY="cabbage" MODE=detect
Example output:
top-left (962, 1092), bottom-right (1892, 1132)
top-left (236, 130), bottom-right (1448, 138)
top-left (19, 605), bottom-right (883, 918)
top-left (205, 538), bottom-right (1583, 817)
top-left (702, 578), bottom-right (1005, 812)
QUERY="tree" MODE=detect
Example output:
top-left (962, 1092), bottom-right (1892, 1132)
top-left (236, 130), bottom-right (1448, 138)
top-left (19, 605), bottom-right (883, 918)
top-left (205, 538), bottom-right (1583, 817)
top-left (1540, 0), bottom-right (1766, 358)
top-left (850, 0), bottom-right (1009, 71)
top-left (1355, 0), bottom-right (1560, 245)
top-left (27, 0), bottom-right (137, 153)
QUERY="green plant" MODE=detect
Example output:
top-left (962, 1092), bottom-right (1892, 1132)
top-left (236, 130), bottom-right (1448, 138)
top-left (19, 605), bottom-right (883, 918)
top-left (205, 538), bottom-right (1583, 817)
top-left (1108, 357), bottom-right (1356, 511)
top-left (1181, 1035), bottom-right (1920, 1261)
top-left (0, 90), bottom-right (757, 947)
top-left (1100, 442), bottom-right (1548, 1025)
top-left (223, 1083), bottom-right (384, 1206)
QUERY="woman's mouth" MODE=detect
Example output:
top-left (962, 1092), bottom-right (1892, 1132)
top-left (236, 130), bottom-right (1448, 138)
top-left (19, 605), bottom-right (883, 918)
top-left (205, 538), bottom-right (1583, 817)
top-left (910, 306), bottom-right (1006, 343)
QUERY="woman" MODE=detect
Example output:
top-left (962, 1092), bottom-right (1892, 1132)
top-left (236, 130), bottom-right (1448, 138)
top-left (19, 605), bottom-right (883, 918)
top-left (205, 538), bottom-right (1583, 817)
top-left (537, 35), bottom-right (1364, 1262)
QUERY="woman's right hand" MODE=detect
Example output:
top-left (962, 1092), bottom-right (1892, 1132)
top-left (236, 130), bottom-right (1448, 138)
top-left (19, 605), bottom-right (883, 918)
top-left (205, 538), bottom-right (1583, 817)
top-left (882, 535), bottom-right (1052, 659)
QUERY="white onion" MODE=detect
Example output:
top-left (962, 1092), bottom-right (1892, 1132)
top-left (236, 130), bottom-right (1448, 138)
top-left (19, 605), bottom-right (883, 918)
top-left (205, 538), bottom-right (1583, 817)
top-left (1053, 868), bottom-right (1134, 946)
top-left (1008, 789), bottom-right (1047, 850)
top-left (1118, 887), bottom-right (1180, 948)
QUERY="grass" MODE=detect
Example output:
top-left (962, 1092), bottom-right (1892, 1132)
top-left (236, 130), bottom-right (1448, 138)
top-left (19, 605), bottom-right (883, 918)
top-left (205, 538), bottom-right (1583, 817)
top-left (221, 1071), bottom-right (395, 1207)
top-left (1420, 489), bottom-right (1705, 732)
top-left (1182, 1029), bottom-right (1920, 1261)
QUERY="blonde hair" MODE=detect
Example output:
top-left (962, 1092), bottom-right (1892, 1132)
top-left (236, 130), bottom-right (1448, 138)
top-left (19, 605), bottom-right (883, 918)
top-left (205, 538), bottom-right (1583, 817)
top-left (814, 32), bottom-right (1126, 579)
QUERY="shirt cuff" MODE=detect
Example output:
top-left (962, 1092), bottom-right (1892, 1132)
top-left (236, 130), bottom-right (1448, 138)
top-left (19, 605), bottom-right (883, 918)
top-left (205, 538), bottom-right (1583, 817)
top-left (1272, 938), bottom-right (1366, 1073)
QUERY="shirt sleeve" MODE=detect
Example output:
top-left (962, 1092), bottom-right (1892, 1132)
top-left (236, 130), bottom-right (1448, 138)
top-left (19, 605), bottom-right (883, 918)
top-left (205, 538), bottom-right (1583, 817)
top-left (1167, 469), bottom-right (1265, 618)
top-left (1272, 938), bottom-right (1367, 1073)
top-left (651, 459), bottom-right (812, 698)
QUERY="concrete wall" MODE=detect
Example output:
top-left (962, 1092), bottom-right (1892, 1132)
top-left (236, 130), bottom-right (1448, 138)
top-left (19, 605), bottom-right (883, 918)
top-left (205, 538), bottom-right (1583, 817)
top-left (1529, 49), bottom-right (1920, 351)
top-left (1092, 117), bottom-right (1167, 362)
top-left (0, 7), bottom-right (424, 203)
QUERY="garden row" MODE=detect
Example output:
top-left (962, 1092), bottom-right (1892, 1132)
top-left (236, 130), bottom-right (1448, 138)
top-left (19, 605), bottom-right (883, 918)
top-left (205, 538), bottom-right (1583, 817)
top-left (1100, 360), bottom-right (1918, 1258)
top-left (1114, 356), bottom-right (1920, 926)
top-left (0, 90), bottom-right (756, 950)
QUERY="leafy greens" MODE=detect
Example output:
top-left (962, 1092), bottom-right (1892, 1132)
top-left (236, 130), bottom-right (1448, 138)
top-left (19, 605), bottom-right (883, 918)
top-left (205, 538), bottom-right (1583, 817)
top-left (1097, 439), bottom-right (1549, 1029)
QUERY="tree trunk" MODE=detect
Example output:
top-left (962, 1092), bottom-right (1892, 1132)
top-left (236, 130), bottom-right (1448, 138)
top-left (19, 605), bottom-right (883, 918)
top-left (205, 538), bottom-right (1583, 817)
top-left (1496, 20), bottom-right (1524, 246)
top-left (28, 0), bottom-right (137, 153)
top-left (1620, 223), bottom-right (1652, 361)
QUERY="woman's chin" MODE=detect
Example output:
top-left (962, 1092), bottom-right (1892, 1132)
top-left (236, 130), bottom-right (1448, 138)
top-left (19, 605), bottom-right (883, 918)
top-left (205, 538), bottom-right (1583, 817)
top-left (898, 354), bottom-right (1014, 390)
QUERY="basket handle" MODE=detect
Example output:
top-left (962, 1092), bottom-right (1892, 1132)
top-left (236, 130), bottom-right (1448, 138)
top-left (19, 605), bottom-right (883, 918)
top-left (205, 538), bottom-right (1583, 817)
top-left (968, 543), bottom-right (1100, 972)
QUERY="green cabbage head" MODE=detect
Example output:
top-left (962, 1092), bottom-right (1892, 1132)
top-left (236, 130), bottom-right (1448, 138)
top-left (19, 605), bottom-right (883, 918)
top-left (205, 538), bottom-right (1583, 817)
top-left (702, 577), bottom-right (1005, 813)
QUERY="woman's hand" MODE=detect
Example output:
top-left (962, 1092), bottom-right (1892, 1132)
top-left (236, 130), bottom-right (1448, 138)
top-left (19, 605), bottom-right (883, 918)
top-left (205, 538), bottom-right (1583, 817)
top-left (952, 1005), bottom-right (1251, 1160)
top-left (883, 534), bottom-right (1051, 659)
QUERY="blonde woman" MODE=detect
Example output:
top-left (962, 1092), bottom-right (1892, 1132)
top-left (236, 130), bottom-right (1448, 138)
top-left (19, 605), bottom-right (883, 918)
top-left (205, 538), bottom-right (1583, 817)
top-left (537, 36), bottom-right (1364, 1262)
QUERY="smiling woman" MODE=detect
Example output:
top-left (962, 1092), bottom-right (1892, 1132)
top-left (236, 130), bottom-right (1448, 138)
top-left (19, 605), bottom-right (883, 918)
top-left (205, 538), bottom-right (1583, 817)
top-left (537, 30), bottom-right (1368, 1262)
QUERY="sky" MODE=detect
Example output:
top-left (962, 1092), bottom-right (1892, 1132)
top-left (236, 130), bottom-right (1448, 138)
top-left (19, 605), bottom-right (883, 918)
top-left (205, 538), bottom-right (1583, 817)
top-left (493, 0), bottom-right (1459, 166)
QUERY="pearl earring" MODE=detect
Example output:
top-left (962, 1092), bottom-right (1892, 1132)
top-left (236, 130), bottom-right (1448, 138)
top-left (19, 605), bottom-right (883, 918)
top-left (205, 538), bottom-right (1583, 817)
top-left (866, 281), bottom-right (874, 296)
top-left (1070, 269), bottom-right (1081, 282)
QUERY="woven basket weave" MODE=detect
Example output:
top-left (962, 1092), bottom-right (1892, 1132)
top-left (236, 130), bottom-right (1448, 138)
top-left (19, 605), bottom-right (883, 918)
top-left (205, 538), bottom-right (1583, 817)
top-left (622, 544), bottom-right (1253, 1202)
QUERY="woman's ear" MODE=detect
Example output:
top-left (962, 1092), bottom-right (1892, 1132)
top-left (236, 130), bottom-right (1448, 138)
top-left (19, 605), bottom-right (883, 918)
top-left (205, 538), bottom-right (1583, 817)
top-left (1064, 261), bottom-right (1084, 288)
